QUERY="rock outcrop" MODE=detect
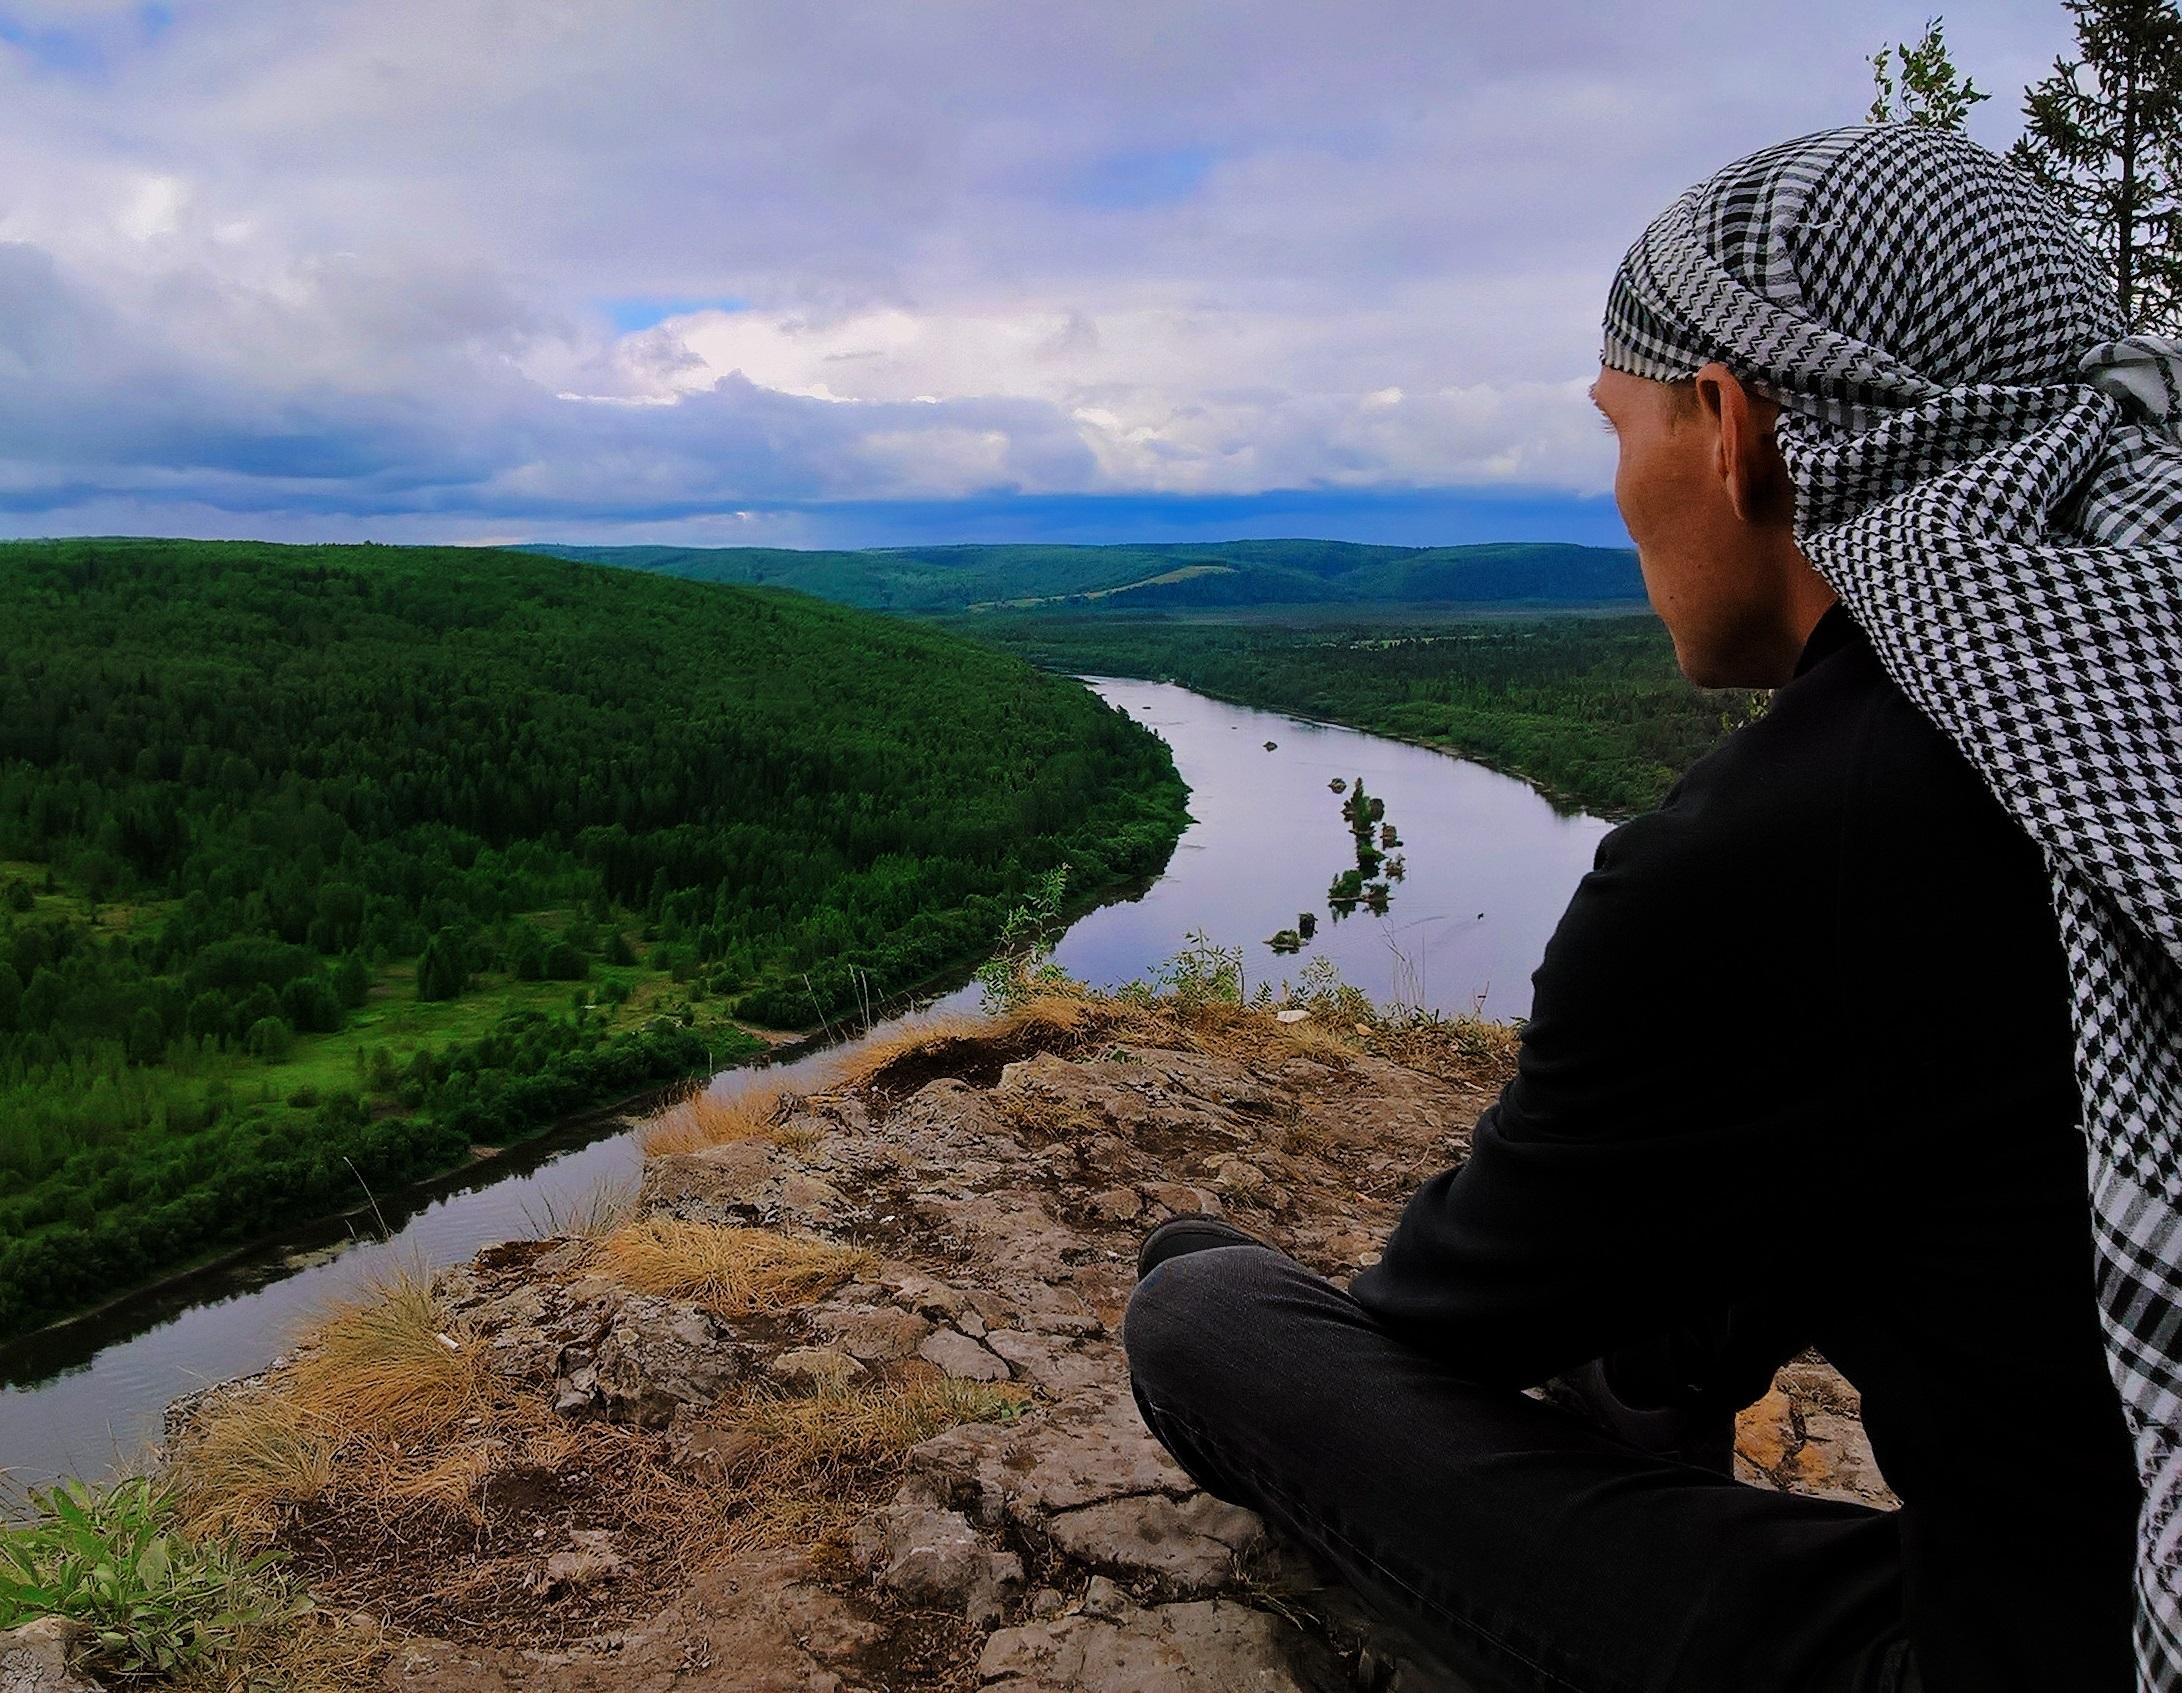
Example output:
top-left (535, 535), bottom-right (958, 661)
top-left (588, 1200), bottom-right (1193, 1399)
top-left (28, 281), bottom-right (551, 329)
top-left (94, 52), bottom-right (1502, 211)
top-left (159, 1005), bottom-right (1893, 1692)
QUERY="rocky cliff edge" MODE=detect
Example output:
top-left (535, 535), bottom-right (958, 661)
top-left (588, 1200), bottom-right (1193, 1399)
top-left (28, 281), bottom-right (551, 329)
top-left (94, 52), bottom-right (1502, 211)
top-left (137, 992), bottom-right (1891, 1693)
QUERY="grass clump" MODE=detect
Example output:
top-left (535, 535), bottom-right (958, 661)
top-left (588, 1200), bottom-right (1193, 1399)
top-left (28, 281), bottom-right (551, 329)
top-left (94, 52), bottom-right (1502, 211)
top-left (519, 1175), bottom-right (639, 1241)
top-left (694, 1377), bottom-right (1029, 1555)
top-left (161, 1396), bottom-right (338, 1543)
top-left (641, 1085), bottom-right (819, 1158)
top-left (168, 1259), bottom-right (486, 1543)
top-left (282, 1266), bottom-right (481, 1447)
top-left (0, 1474), bottom-right (319, 1685)
top-left (591, 1217), bottom-right (874, 1316)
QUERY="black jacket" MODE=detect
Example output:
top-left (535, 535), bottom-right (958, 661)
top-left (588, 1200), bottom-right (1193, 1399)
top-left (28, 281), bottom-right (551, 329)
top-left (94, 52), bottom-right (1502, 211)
top-left (1350, 601), bottom-right (2140, 1691)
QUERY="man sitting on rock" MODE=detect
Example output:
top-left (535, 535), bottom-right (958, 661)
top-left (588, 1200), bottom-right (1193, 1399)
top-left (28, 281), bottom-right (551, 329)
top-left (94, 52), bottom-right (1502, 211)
top-left (1124, 123), bottom-right (2182, 1693)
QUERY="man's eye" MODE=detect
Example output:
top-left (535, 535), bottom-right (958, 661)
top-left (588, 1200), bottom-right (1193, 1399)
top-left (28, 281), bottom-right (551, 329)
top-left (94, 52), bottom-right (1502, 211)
top-left (1597, 415), bottom-right (1617, 434)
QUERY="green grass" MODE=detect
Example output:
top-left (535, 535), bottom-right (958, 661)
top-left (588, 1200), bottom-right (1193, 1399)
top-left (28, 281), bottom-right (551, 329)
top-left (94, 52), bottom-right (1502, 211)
top-left (223, 952), bottom-right (676, 1112)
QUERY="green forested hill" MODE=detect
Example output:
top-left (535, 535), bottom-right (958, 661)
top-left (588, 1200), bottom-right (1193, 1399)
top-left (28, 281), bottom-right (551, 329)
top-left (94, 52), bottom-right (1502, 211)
top-left (0, 538), bottom-right (1187, 1337)
top-left (524, 538), bottom-right (1644, 616)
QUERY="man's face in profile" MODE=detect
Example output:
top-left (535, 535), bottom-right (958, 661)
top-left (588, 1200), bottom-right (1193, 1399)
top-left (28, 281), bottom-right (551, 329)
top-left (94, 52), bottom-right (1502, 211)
top-left (1591, 362), bottom-right (1822, 688)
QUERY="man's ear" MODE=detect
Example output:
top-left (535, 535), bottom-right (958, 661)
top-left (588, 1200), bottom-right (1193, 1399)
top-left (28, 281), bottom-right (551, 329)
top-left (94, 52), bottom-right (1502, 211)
top-left (1697, 361), bottom-right (1774, 524)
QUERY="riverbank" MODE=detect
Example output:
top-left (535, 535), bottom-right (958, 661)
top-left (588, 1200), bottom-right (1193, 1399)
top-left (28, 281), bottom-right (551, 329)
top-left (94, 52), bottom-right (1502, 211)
top-left (0, 536), bottom-right (1195, 1349)
top-left (959, 610), bottom-right (1761, 817)
top-left (0, 840), bottom-right (1190, 1360)
top-left (10, 985), bottom-right (1890, 1692)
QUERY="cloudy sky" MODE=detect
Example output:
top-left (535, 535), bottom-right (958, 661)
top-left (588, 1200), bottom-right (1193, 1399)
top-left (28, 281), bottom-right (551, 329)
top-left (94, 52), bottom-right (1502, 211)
top-left (0, 1), bottom-right (2074, 549)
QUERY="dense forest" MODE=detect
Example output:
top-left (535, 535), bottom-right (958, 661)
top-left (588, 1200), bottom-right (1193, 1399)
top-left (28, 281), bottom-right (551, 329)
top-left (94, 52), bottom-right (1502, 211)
top-left (957, 611), bottom-right (1758, 817)
top-left (0, 538), bottom-right (1188, 1338)
top-left (528, 538), bottom-right (1645, 616)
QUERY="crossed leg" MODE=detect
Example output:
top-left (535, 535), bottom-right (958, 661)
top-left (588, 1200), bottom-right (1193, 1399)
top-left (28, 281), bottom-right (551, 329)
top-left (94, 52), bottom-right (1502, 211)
top-left (1121, 1236), bottom-right (1919, 1693)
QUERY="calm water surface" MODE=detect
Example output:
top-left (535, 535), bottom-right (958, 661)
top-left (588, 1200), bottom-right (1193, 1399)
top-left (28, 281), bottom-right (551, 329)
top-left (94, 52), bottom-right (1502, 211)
top-left (0, 677), bottom-right (1610, 1490)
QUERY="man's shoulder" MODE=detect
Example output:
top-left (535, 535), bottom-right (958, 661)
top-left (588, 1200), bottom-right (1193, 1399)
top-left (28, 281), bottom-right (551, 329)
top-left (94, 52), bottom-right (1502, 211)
top-left (1653, 613), bottom-right (1988, 854)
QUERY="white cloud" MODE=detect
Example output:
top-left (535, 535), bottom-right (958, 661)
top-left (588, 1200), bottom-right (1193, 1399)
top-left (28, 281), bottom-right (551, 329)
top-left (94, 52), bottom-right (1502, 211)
top-left (0, 0), bottom-right (2074, 536)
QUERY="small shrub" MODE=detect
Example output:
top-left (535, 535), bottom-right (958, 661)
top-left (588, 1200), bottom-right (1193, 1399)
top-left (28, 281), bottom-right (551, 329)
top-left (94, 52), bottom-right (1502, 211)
top-left (0, 1474), bottom-right (308, 1681)
top-left (243, 1015), bottom-right (294, 1061)
top-left (974, 863), bottom-right (1078, 1012)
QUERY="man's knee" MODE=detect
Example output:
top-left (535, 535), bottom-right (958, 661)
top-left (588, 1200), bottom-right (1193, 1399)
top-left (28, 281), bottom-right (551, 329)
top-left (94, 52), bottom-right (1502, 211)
top-left (1122, 1242), bottom-right (1301, 1410)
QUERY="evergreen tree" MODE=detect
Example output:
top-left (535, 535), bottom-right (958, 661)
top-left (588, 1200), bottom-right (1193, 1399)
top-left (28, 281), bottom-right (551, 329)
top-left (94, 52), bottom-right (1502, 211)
top-left (1867, 15), bottom-right (1991, 129)
top-left (416, 931), bottom-right (466, 1002)
top-left (2010, 0), bottom-right (2182, 332)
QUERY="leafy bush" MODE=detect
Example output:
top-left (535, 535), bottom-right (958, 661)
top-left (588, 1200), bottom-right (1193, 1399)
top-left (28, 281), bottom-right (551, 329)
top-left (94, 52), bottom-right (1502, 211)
top-left (973, 863), bottom-right (1077, 1012)
top-left (0, 1474), bottom-right (307, 1681)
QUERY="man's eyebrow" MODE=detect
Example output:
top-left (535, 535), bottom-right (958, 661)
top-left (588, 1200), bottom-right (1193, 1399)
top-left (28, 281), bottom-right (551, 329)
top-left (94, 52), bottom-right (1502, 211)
top-left (1586, 382), bottom-right (1603, 411)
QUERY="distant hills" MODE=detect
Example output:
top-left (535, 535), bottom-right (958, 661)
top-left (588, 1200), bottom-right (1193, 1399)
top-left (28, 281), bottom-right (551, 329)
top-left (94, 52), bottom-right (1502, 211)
top-left (521, 539), bottom-right (1645, 617)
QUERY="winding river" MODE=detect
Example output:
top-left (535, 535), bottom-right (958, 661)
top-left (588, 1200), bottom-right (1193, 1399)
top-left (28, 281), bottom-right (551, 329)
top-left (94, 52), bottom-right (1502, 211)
top-left (0, 677), bottom-right (1612, 1490)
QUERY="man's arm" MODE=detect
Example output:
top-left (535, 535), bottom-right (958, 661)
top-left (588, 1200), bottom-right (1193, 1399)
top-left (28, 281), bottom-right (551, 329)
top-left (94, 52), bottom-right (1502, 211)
top-left (1349, 771), bottom-right (1840, 1398)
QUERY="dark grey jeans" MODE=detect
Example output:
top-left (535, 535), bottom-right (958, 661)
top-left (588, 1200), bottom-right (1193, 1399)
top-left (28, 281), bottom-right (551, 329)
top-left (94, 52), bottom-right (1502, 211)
top-left (1121, 1237), bottom-right (1921, 1693)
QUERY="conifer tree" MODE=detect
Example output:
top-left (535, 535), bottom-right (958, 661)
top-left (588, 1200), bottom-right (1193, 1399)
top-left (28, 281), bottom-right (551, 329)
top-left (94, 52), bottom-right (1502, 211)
top-left (2009, 0), bottom-right (2182, 332)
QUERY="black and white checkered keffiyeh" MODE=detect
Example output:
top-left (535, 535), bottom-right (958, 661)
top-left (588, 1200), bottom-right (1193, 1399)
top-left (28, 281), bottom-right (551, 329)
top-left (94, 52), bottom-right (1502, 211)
top-left (1602, 123), bottom-right (2182, 1689)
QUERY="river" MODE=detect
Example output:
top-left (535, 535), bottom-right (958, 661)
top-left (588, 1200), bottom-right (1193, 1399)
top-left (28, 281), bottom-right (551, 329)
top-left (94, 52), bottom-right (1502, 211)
top-left (0, 677), bottom-right (1612, 1491)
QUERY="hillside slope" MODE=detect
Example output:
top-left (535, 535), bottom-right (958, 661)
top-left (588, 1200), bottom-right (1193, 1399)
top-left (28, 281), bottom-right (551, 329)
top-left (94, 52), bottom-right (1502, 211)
top-left (524, 538), bottom-right (1645, 617)
top-left (0, 538), bottom-right (1187, 1337)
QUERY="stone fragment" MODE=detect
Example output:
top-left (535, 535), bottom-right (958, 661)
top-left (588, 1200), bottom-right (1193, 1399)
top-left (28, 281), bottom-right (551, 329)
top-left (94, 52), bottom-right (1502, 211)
top-left (909, 1391), bottom-right (1188, 1520)
top-left (1086, 1185), bottom-right (1142, 1223)
top-left (1735, 1386), bottom-right (1797, 1475)
top-left (1138, 1182), bottom-right (1217, 1219)
top-left (778, 1171), bottom-right (848, 1224)
top-left (978, 1599), bottom-right (1313, 1692)
top-left (639, 1137), bottom-right (784, 1222)
top-left (813, 1304), bottom-right (933, 1361)
top-left (1793, 1409), bottom-right (1895, 1507)
top-left (986, 1331), bottom-right (1105, 1397)
top-left (1210, 1157), bottom-right (1270, 1199)
top-left (557, 1293), bottom-right (744, 1427)
top-left (1066, 1261), bottom-right (1135, 1331)
top-left (1048, 1492), bottom-right (1268, 1591)
top-left (0, 1617), bottom-right (98, 1692)
top-left (1080, 1574), bottom-right (1130, 1617)
top-left (535, 1528), bottom-right (627, 1593)
top-left (863, 1502), bottom-right (1023, 1627)
top-left (888, 1271), bottom-right (972, 1321)
top-left (919, 1327), bottom-right (1012, 1382)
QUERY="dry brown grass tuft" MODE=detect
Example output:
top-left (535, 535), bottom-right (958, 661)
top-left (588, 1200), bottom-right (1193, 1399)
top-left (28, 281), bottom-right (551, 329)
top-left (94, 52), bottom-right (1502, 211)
top-left (1361, 1011), bottom-right (1521, 1084)
top-left (283, 1262), bottom-right (482, 1447)
top-left (170, 1261), bottom-right (485, 1539)
top-left (641, 1085), bottom-right (806, 1158)
top-left (519, 1174), bottom-right (638, 1240)
top-left (817, 1010), bottom-right (995, 1094)
top-left (167, 1393), bottom-right (339, 1541)
top-left (170, 1611), bottom-right (388, 1693)
top-left (1271, 1015), bottom-right (1365, 1065)
top-left (591, 1217), bottom-right (875, 1316)
top-left (686, 1376), bottom-right (1029, 1555)
top-left (823, 990), bottom-right (1123, 1099)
